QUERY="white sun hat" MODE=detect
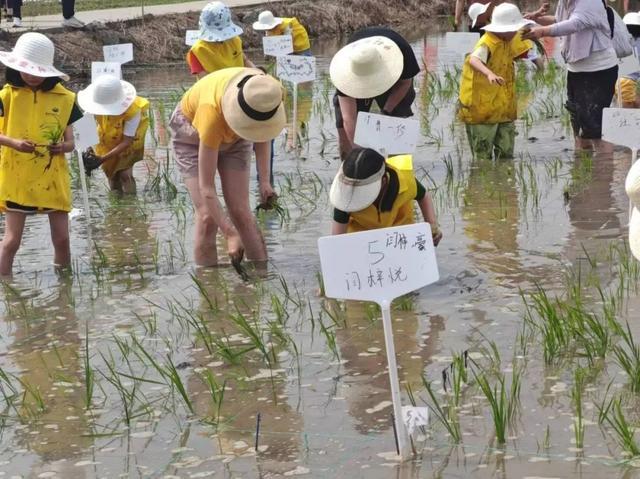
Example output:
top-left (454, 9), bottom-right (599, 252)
top-left (77, 75), bottom-right (137, 116)
top-left (0, 32), bottom-right (68, 81)
top-left (329, 148), bottom-right (386, 213)
top-left (623, 12), bottom-right (640, 26)
top-left (198, 1), bottom-right (243, 42)
top-left (253, 10), bottom-right (284, 31)
top-left (626, 159), bottom-right (640, 260)
top-left (482, 3), bottom-right (534, 33)
top-left (468, 2), bottom-right (490, 28)
top-left (330, 36), bottom-right (403, 99)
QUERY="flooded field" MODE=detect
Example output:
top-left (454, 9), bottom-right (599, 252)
top-left (1, 26), bottom-right (640, 478)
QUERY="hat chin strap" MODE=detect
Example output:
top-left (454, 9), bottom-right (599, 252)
top-left (237, 75), bottom-right (280, 122)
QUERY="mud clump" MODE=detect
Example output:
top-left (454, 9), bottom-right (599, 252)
top-left (0, 0), bottom-right (449, 72)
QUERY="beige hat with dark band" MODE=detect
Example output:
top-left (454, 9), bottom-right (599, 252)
top-left (221, 69), bottom-right (286, 142)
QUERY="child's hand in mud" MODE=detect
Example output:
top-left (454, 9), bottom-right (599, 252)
top-left (259, 181), bottom-right (276, 205)
top-left (226, 232), bottom-right (245, 263)
top-left (487, 73), bottom-right (505, 85)
top-left (433, 230), bottom-right (443, 247)
top-left (12, 139), bottom-right (35, 153)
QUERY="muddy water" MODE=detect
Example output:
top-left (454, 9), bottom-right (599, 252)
top-left (0, 25), bottom-right (638, 479)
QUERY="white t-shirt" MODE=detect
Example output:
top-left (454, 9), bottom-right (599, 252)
top-left (566, 47), bottom-right (617, 73)
top-left (123, 111), bottom-right (142, 137)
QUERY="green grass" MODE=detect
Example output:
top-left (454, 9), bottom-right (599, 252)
top-left (22, 0), bottom-right (184, 16)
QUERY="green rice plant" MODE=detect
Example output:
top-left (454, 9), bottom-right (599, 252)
top-left (163, 356), bottom-right (194, 415)
top-left (600, 396), bottom-right (640, 457)
top-left (16, 378), bottom-right (46, 418)
top-left (190, 273), bottom-right (219, 312)
top-left (571, 369), bottom-right (585, 450)
top-left (318, 314), bottom-right (339, 360)
top-left (613, 322), bottom-right (640, 393)
top-left (421, 376), bottom-right (461, 443)
top-left (474, 372), bottom-right (509, 445)
top-left (201, 370), bottom-right (226, 426)
top-left (230, 308), bottom-right (274, 365)
top-left (84, 325), bottom-right (95, 410)
top-left (448, 352), bottom-right (468, 407)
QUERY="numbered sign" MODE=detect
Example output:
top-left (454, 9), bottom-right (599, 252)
top-left (402, 406), bottom-right (429, 435)
top-left (185, 30), bottom-right (200, 46)
top-left (354, 112), bottom-right (420, 155)
top-left (73, 114), bottom-right (99, 151)
top-left (262, 35), bottom-right (294, 56)
top-left (103, 43), bottom-right (134, 64)
top-left (602, 108), bottom-right (640, 149)
top-left (91, 62), bottom-right (122, 83)
top-left (277, 55), bottom-right (316, 83)
top-left (318, 223), bottom-right (439, 304)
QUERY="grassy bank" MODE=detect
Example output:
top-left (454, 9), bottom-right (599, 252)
top-left (22, 0), bottom-right (182, 16)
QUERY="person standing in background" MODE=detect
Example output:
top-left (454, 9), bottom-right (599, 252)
top-left (61, 0), bottom-right (85, 28)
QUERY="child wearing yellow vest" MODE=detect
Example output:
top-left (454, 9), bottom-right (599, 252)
top-left (78, 75), bottom-right (150, 194)
top-left (186, 1), bottom-right (255, 77)
top-left (253, 11), bottom-right (311, 55)
top-left (329, 148), bottom-right (442, 245)
top-left (458, 3), bottom-right (535, 160)
top-left (0, 33), bottom-right (82, 275)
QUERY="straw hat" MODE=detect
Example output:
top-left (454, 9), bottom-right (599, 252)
top-left (198, 1), bottom-right (243, 42)
top-left (252, 10), bottom-right (284, 31)
top-left (330, 36), bottom-right (403, 99)
top-left (626, 159), bottom-right (640, 260)
top-left (623, 12), bottom-right (640, 26)
top-left (0, 32), bottom-right (68, 81)
top-left (482, 3), bottom-right (534, 33)
top-left (77, 75), bottom-right (136, 116)
top-left (329, 148), bottom-right (386, 213)
top-left (468, 3), bottom-right (491, 28)
top-left (221, 69), bottom-right (286, 142)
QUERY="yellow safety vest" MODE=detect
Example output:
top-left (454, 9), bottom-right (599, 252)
top-left (458, 32), bottom-right (532, 124)
top-left (268, 17), bottom-right (311, 52)
top-left (94, 96), bottom-right (150, 179)
top-left (187, 37), bottom-right (244, 74)
top-left (0, 83), bottom-right (75, 212)
top-left (348, 155), bottom-right (417, 233)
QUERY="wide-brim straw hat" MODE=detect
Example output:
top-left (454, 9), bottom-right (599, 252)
top-left (78, 75), bottom-right (136, 116)
top-left (221, 69), bottom-right (286, 143)
top-left (623, 12), bottom-right (640, 26)
top-left (482, 2), bottom-right (535, 33)
top-left (468, 2), bottom-right (490, 28)
top-left (329, 149), bottom-right (385, 212)
top-left (0, 32), bottom-right (68, 81)
top-left (253, 10), bottom-right (284, 30)
top-left (199, 1), bottom-right (244, 42)
top-left (330, 36), bottom-right (403, 99)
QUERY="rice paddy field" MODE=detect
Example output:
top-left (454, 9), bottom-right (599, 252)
top-left (1, 27), bottom-right (640, 478)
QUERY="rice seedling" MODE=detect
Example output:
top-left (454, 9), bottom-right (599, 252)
top-left (421, 376), bottom-right (461, 443)
top-left (84, 325), bottom-right (95, 410)
top-left (474, 372), bottom-right (509, 445)
top-left (613, 322), bottom-right (640, 393)
top-left (599, 396), bottom-right (640, 457)
top-left (201, 369), bottom-right (226, 426)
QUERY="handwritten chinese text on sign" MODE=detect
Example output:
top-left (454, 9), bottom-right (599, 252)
top-left (277, 55), bottom-right (316, 83)
top-left (185, 30), bottom-right (200, 46)
top-left (262, 35), bottom-right (294, 56)
top-left (317, 223), bottom-right (439, 304)
top-left (353, 112), bottom-right (420, 155)
top-left (602, 108), bottom-right (640, 150)
top-left (103, 43), bottom-right (134, 64)
top-left (91, 62), bottom-right (122, 83)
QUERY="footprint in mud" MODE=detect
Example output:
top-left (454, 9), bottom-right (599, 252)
top-left (439, 269), bottom-right (483, 294)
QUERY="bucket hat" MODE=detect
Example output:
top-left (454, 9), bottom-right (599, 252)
top-left (0, 32), bottom-right (68, 81)
top-left (198, 1), bottom-right (243, 42)
top-left (330, 36), bottom-right (403, 99)
top-left (623, 12), bottom-right (640, 26)
top-left (221, 69), bottom-right (286, 142)
top-left (482, 3), bottom-right (534, 33)
top-left (329, 148), bottom-right (386, 213)
top-left (626, 159), bottom-right (640, 260)
top-left (468, 2), bottom-right (490, 28)
top-left (252, 10), bottom-right (284, 31)
top-left (77, 75), bottom-right (136, 116)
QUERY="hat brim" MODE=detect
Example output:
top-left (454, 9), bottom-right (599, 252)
top-left (623, 13), bottom-right (640, 25)
top-left (199, 23), bottom-right (244, 42)
top-left (0, 51), bottom-right (69, 81)
top-left (329, 170), bottom-right (382, 213)
top-left (630, 207), bottom-right (640, 260)
top-left (470, 3), bottom-right (490, 27)
top-left (482, 19), bottom-right (535, 32)
top-left (221, 69), bottom-right (286, 143)
top-left (77, 80), bottom-right (136, 116)
top-left (330, 36), bottom-right (404, 99)
top-left (253, 17), bottom-right (284, 30)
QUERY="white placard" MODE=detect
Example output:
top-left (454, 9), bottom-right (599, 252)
top-left (438, 32), bottom-right (480, 66)
top-left (318, 223), bottom-right (439, 304)
top-left (277, 55), bottom-right (316, 83)
top-left (73, 114), bottom-right (99, 151)
top-left (619, 54), bottom-right (640, 76)
top-left (402, 406), bottom-right (429, 435)
top-left (354, 112), bottom-right (420, 155)
top-left (91, 62), bottom-right (122, 83)
top-left (103, 43), bottom-right (134, 64)
top-left (602, 108), bottom-right (640, 149)
top-left (185, 30), bottom-right (200, 46)
top-left (262, 35), bottom-right (294, 56)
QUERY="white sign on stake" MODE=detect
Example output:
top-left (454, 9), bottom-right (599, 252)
top-left (277, 55), bottom-right (316, 83)
top-left (91, 62), bottom-right (122, 82)
top-left (354, 112), bottom-right (420, 156)
top-left (318, 223), bottom-right (440, 461)
top-left (438, 32), bottom-right (480, 66)
top-left (103, 43), bottom-right (134, 64)
top-left (72, 114), bottom-right (99, 151)
top-left (402, 406), bottom-right (429, 435)
top-left (185, 30), bottom-right (200, 46)
top-left (602, 108), bottom-right (640, 150)
top-left (262, 35), bottom-right (294, 56)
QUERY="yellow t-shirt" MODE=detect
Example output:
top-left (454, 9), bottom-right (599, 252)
top-left (268, 17), bottom-right (311, 52)
top-left (180, 67), bottom-right (244, 149)
top-left (186, 37), bottom-right (244, 74)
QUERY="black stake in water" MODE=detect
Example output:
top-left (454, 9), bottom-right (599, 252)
top-left (391, 413), bottom-right (400, 455)
top-left (442, 368), bottom-right (448, 392)
top-left (254, 412), bottom-right (261, 452)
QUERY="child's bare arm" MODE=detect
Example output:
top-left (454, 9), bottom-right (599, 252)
top-left (0, 134), bottom-right (35, 153)
top-left (417, 193), bottom-right (442, 246)
top-left (469, 56), bottom-right (505, 85)
top-left (331, 221), bottom-right (348, 235)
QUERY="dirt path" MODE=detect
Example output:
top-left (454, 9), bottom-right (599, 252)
top-left (0, 0), bottom-right (449, 72)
